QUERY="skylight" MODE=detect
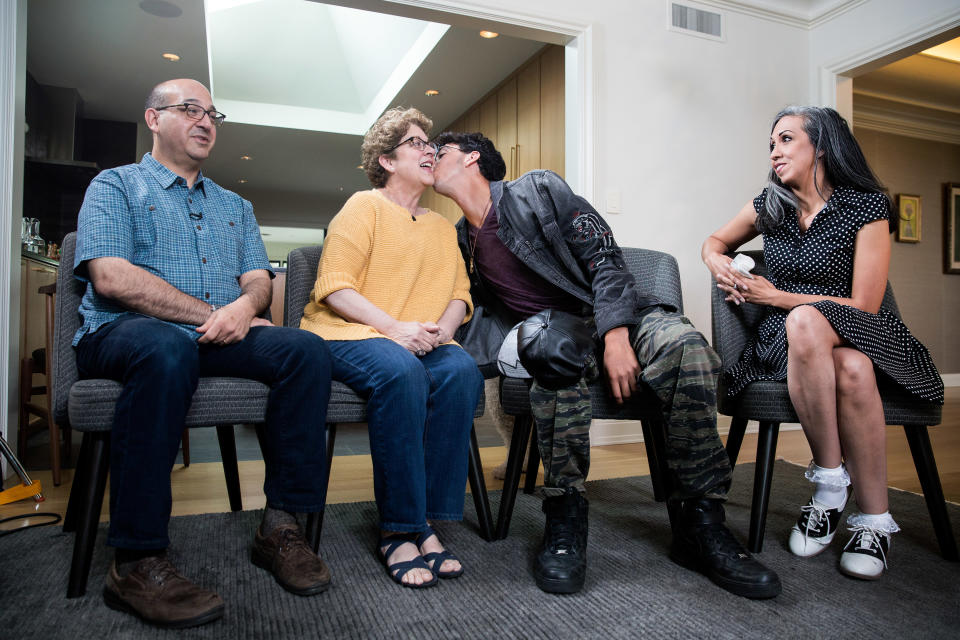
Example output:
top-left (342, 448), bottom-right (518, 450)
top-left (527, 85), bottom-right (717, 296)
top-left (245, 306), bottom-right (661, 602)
top-left (204, 0), bottom-right (448, 134)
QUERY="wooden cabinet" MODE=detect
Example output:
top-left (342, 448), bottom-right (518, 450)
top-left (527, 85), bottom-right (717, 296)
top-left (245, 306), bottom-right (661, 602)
top-left (422, 44), bottom-right (565, 224)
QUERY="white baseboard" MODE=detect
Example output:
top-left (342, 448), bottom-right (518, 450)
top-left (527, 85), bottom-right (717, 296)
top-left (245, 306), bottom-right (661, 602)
top-left (590, 419), bottom-right (804, 446)
top-left (942, 373), bottom-right (960, 387)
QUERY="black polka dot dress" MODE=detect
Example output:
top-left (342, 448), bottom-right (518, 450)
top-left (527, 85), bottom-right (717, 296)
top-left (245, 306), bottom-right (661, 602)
top-left (725, 186), bottom-right (944, 404)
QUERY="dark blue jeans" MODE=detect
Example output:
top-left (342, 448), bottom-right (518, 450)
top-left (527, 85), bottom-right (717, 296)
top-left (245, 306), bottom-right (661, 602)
top-left (75, 314), bottom-right (332, 549)
top-left (327, 339), bottom-right (482, 531)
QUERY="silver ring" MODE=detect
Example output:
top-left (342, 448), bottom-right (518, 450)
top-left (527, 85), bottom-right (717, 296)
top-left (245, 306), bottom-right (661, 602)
top-left (416, 349), bottom-right (426, 357)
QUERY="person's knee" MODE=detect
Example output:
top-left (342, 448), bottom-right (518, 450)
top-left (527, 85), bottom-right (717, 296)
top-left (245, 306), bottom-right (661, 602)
top-left (381, 353), bottom-right (429, 393)
top-left (275, 327), bottom-right (331, 371)
top-left (785, 306), bottom-right (827, 355)
top-left (449, 352), bottom-right (483, 389)
top-left (133, 329), bottom-right (197, 378)
top-left (834, 350), bottom-right (875, 396)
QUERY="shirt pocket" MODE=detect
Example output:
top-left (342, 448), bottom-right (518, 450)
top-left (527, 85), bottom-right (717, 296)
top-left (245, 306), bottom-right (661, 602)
top-left (131, 201), bottom-right (159, 257)
top-left (210, 215), bottom-right (243, 279)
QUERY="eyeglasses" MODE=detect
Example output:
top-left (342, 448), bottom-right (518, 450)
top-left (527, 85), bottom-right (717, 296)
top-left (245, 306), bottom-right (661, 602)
top-left (434, 144), bottom-right (461, 161)
top-left (385, 136), bottom-right (438, 155)
top-left (155, 103), bottom-right (227, 127)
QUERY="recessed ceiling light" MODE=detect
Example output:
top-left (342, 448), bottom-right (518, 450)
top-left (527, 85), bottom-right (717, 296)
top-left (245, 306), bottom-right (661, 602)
top-left (162, 53), bottom-right (180, 62)
top-left (425, 89), bottom-right (440, 97)
top-left (238, 178), bottom-right (248, 184)
top-left (240, 155), bottom-right (252, 160)
top-left (479, 31), bottom-right (499, 39)
top-left (357, 165), bottom-right (363, 169)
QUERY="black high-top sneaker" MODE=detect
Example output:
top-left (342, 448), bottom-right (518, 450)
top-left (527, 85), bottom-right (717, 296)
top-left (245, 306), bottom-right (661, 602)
top-left (670, 498), bottom-right (782, 599)
top-left (533, 487), bottom-right (588, 593)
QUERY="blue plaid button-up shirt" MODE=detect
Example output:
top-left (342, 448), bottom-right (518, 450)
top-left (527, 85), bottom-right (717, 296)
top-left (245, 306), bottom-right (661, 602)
top-left (74, 153), bottom-right (273, 345)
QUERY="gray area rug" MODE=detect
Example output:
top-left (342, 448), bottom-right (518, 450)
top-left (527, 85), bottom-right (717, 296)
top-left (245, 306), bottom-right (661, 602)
top-left (1, 461), bottom-right (958, 639)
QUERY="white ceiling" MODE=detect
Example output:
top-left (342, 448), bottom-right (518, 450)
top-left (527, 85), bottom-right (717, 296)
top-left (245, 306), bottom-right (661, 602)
top-left (25, 0), bottom-right (546, 227)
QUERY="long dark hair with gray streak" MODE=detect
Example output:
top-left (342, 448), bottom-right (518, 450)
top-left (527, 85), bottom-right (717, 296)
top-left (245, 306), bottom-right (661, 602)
top-left (757, 106), bottom-right (893, 234)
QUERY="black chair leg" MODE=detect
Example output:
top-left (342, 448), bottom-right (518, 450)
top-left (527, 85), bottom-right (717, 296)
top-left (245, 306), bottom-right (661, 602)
top-left (63, 432), bottom-right (94, 533)
top-left (523, 428), bottom-right (540, 494)
top-left (726, 416), bottom-right (748, 469)
top-left (640, 419), bottom-right (666, 503)
top-left (308, 423), bottom-right (337, 553)
top-left (215, 425), bottom-right (242, 512)
top-left (747, 421), bottom-right (780, 553)
top-left (467, 425), bottom-right (495, 541)
top-left (495, 415), bottom-right (533, 540)
top-left (641, 417), bottom-right (679, 533)
top-left (67, 432), bottom-right (110, 598)
top-left (903, 425), bottom-right (959, 561)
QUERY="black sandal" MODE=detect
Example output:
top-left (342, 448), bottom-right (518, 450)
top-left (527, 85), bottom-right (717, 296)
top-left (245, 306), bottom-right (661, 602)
top-left (378, 533), bottom-right (438, 589)
top-left (416, 526), bottom-right (464, 579)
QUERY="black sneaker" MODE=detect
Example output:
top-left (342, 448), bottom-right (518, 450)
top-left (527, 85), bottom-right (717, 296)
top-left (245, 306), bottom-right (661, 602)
top-left (533, 488), bottom-right (588, 594)
top-left (840, 526), bottom-right (890, 580)
top-left (670, 498), bottom-right (782, 599)
top-left (788, 498), bottom-right (845, 557)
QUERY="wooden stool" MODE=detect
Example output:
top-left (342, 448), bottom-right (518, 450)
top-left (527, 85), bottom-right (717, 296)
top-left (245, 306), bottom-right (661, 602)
top-left (18, 283), bottom-right (71, 485)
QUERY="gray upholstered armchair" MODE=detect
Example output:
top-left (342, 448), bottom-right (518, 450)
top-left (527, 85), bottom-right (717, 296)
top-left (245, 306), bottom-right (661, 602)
top-left (54, 233), bottom-right (270, 598)
top-left (283, 245), bottom-right (495, 544)
top-left (711, 249), bottom-right (956, 560)
top-left (495, 247), bottom-right (684, 539)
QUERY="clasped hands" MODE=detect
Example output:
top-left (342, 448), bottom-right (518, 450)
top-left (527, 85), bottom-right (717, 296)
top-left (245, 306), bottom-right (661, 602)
top-left (709, 255), bottom-right (777, 306)
top-left (196, 296), bottom-right (271, 345)
top-left (386, 320), bottom-right (449, 356)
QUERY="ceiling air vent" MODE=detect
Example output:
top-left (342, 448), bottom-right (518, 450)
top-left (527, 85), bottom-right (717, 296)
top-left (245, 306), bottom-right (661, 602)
top-left (670, 2), bottom-right (723, 40)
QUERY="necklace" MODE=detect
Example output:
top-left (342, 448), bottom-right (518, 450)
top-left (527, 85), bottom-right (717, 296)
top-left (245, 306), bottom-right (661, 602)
top-left (468, 197), bottom-right (493, 274)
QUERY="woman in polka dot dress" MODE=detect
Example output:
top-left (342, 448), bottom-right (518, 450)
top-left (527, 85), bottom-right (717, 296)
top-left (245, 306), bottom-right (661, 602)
top-left (701, 106), bottom-right (943, 581)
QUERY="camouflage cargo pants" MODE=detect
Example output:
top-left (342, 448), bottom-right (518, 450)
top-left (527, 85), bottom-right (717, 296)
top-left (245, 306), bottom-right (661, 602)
top-left (530, 308), bottom-right (732, 500)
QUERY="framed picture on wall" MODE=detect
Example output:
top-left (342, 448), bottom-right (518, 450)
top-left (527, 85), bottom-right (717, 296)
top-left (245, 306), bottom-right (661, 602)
top-left (896, 194), bottom-right (921, 243)
top-left (946, 183), bottom-right (960, 274)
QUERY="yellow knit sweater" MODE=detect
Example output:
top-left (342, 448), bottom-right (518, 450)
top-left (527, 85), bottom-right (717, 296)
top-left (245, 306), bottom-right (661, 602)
top-left (299, 190), bottom-right (473, 342)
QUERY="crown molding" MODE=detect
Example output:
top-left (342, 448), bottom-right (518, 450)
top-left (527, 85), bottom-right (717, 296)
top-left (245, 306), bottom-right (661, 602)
top-left (853, 101), bottom-right (960, 145)
top-left (690, 0), bottom-right (865, 30)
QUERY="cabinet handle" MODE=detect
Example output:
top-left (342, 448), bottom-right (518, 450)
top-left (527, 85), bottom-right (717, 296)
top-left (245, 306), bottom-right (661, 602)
top-left (516, 144), bottom-right (521, 178)
top-left (510, 146), bottom-right (517, 180)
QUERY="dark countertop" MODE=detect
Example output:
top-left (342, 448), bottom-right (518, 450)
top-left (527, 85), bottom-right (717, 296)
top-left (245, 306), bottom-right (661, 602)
top-left (22, 250), bottom-right (60, 268)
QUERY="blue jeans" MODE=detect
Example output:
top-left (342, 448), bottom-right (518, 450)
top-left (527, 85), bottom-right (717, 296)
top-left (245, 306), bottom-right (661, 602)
top-left (75, 314), bottom-right (332, 549)
top-left (327, 339), bottom-right (482, 531)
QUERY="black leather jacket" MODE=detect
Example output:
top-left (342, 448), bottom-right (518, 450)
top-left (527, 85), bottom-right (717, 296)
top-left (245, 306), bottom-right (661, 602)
top-left (455, 170), bottom-right (665, 370)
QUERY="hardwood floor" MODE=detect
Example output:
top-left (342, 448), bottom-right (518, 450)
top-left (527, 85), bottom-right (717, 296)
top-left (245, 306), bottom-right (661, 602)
top-left (3, 387), bottom-right (958, 525)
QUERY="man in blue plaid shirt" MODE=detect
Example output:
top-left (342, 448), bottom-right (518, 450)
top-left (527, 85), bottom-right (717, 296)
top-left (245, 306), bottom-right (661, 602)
top-left (74, 79), bottom-right (333, 629)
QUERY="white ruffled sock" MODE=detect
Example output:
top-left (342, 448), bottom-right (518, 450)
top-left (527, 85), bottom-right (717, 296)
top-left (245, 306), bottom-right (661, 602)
top-left (847, 511), bottom-right (900, 534)
top-left (805, 462), bottom-right (849, 510)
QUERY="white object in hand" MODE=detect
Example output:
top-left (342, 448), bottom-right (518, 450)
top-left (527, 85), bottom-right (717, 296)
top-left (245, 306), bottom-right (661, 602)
top-left (730, 253), bottom-right (755, 277)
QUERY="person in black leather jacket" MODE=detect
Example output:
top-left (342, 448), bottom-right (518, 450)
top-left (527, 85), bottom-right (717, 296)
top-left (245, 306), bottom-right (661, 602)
top-left (433, 131), bottom-right (781, 599)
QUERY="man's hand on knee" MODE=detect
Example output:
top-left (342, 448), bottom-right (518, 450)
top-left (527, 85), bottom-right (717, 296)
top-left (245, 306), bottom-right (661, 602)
top-left (603, 326), bottom-right (641, 403)
top-left (196, 296), bottom-right (257, 345)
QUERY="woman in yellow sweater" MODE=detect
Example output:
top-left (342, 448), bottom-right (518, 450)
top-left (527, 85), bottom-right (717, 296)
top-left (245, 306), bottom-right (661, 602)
top-left (300, 108), bottom-right (482, 589)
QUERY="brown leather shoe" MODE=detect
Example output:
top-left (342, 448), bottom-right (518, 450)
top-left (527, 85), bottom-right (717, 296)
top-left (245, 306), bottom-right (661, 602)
top-left (103, 556), bottom-right (225, 629)
top-left (252, 524), bottom-right (331, 595)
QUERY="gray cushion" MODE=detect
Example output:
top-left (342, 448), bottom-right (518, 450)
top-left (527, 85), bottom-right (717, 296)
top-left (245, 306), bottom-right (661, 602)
top-left (69, 378), bottom-right (270, 432)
